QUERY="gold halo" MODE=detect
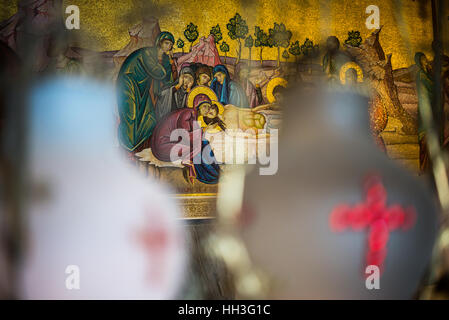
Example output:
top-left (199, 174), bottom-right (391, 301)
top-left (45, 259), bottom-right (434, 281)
top-left (211, 100), bottom-right (224, 115)
top-left (266, 77), bottom-right (288, 103)
top-left (197, 100), bottom-right (224, 133)
top-left (197, 116), bottom-right (207, 128)
top-left (187, 85), bottom-right (218, 108)
top-left (339, 62), bottom-right (364, 84)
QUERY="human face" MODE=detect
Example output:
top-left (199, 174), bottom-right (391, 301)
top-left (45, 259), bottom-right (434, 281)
top-left (198, 103), bottom-right (211, 116)
top-left (215, 72), bottom-right (226, 84)
top-left (239, 68), bottom-right (249, 79)
top-left (198, 73), bottom-right (211, 86)
top-left (205, 107), bottom-right (218, 119)
top-left (421, 56), bottom-right (432, 74)
top-left (182, 74), bottom-right (194, 90)
top-left (160, 40), bottom-right (173, 53)
top-left (346, 69), bottom-right (357, 85)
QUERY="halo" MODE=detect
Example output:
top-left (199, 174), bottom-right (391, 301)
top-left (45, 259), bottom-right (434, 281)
top-left (196, 100), bottom-right (225, 133)
top-left (266, 77), bottom-right (288, 103)
top-left (187, 85), bottom-right (218, 108)
top-left (211, 100), bottom-right (224, 115)
top-left (197, 116), bottom-right (207, 128)
top-left (339, 62), bottom-right (364, 84)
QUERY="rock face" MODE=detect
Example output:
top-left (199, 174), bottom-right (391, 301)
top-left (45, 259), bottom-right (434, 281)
top-left (396, 81), bottom-right (418, 120)
top-left (345, 32), bottom-right (420, 171)
top-left (176, 35), bottom-right (221, 71)
top-left (113, 17), bottom-right (161, 69)
top-left (383, 68), bottom-right (420, 172)
top-left (345, 28), bottom-right (417, 135)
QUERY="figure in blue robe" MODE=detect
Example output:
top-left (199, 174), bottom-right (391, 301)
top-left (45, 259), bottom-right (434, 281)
top-left (210, 64), bottom-right (249, 108)
top-left (116, 31), bottom-right (177, 152)
top-left (195, 139), bottom-right (220, 184)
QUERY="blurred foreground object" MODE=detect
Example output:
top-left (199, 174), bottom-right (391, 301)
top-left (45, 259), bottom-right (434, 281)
top-left (18, 77), bottom-right (185, 299)
top-left (0, 0), bottom-right (62, 72)
top-left (240, 88), bottom-right (438, 299)
top-left (0, 39), bottom-right (22, 299)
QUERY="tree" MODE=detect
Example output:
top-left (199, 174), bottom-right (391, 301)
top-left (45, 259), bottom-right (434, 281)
top-left (344, 30), bottom-right (362, 47)
top-left (244, 35), bottom-right (254, 64)
top-left (288, 40), bottom-right (301, 63)
top-left (210, 24), bottom-right (222, 44)
top-left (184, 22), bottom-right (199, 52)
top-left (220, 41), bottom-right (230, 64)
top-left (301, 38), bottom-right (319, 59)
top-left (176, 38), bottom-right (185, 54)
top-left (269, 23), bottom-right (292, 67)
top-left (226, 13), bottom-right (248, 64)
top-left (301, 38), bottom-right (320, 74)
top-left (282, 49), bottom-right (289, 62)
top-left (254, 26), bottom-right (273, 66)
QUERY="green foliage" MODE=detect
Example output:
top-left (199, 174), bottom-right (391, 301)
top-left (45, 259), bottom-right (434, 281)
top-left (269, 23), bottom-right (292, 66)
top-left (177, 16), bottom-right (325, 64)
top-left (244, 35), bottom-right (254, 48)
top-left (220, 41), bottom-right (230, 53)
top-left (226, 13), bottom-right (249, 40)
top-left (254, 26), bottom-right (273, 63)
top-left (184, 22), bottom-right (199, 43)
top-left (301, 38), bottom-right (319, 58)
top-left (269, 23), bottom-right (292, 49)
top-left (245, 35), bottom-right (254, 61)
top-left (344, 30), bottom-right (362, 47)
top-left (220, 41), bottom-right (230, 63)
top-left (254, 26), bottom-right (273, 48)
top-left (288, 40), bottom-right (301, 57)
top-left (210, 24), bottom-right (222, 44)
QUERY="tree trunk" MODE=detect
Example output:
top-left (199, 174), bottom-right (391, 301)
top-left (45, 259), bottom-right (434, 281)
top-left (259, 48), bottom-right (263, 66)
top-left (277, 46), bottom-right (280, 67)
top-left (224, 53), bottom-right (227, 64)
top-left (189, 42), bottom-right (192, 52)
top-left (236, 39), bottom-right (242, 65)
top-left (238, 39), bottom-right (242, 61)
top-left (345, 28), bottom-right (417, 134)
top-left (248, 48), bottom-right (252, 68)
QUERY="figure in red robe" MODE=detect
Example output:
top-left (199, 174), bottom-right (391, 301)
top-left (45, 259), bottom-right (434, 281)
top-left (150, 94), bottom-right (225, 184)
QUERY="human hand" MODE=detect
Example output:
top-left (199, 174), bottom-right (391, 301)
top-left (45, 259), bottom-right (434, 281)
top-left (178, 74), bottom-right (184, 86)
top-left (187, 79), bottom-right (194, 90)
top-left (182, 75), bottom-right (194, 91)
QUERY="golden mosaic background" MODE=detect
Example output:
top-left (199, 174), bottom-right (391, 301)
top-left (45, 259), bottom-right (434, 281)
top-left (2, 0), bottom-right (444, 68)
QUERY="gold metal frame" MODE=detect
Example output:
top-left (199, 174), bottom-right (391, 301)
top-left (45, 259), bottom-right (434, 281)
top-left (171, 193), bottom-right (217, 219)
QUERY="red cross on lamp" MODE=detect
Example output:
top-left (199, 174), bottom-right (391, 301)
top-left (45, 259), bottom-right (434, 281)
top-left (137, 212), bottom-right (171, 286)
top-left (329, 175), bottom-right (416, 274)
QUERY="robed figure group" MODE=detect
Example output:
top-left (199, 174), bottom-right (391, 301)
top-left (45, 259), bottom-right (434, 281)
top-left (116, 31), bottom-right (287, 184)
